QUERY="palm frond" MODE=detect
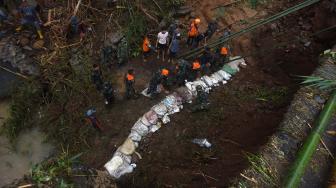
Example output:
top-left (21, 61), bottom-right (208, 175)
top-left (300, 76), bottom-right (336, 91)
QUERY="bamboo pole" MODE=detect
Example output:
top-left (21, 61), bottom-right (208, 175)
top-left (285, 91), bottom-right (336, 188)
top-left (178, 0), bottom-right (320, 60)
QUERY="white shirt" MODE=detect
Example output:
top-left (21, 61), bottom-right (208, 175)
top-left (157, 31), bottom-right (169, 45)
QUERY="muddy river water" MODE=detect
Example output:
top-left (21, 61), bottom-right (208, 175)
top-left (0, 99), bottom-right (54, 187)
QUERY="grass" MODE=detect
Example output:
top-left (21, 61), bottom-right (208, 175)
top-left (233, 86), bottom-right (289, 106)
top-left (246, 152), bottom-right (276, 186)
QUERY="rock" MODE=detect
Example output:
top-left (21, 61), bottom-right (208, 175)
top-left (32, 40), bottom-right (44, 49)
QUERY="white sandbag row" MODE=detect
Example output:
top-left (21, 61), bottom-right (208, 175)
top-left (104, 93), bottom-right (184, 179)
top-left (105, 58), bottom-right (246, 179)
top-left (185, 69), bottom-right (232, 94)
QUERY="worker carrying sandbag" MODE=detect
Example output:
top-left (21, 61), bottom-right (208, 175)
top-left (146, 68), bottom-right (170, 97)
top-left (187, 18), bottom-right (200, 47)
top-left (16, 0), bottom-right (43, 39)
top-left (191, 86), bottom-right (209, 112)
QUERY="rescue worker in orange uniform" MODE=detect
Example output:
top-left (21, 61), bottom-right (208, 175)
top-left (125, 69), bottom-right (137, 99)
top-left (147, 68), bottom-right (170, 97)
top-left (220, 46), bottom-right (229, 65)
top-left (190, 59), bottom-right (201, 81)
top-left (187, 18), bottom-right (200, 47)
top-left (142, 35), bottom-right (151, 62)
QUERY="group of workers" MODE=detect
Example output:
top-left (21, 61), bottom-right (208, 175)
top-left (141, 17), bottom-right (230, 96)
top-left (92, 17), bottom-right (231, 111)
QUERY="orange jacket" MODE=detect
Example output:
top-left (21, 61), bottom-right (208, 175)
top-left (143, 37), bottom-right (150, 52)
top-left (126, 73), bottom-right (135, 81)
top-left (221, 47), bottom-right (228, 55)
top-left (192, 61), bottom-right (201, 70)
top-left (188, 23), bottom-right (198, 37)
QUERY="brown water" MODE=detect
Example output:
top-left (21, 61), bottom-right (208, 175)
top-left (0, 100), bottom-right (54, 187)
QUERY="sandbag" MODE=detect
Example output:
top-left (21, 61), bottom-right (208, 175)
top-left (119, 138), bottom-right (136, 155)
top-left (104, 156), bottom-right (123, 175)
top-left (128, 130), bottom-right (142, 142)
top-left (144, 110), bottom-right (159, 125)
top-left (162, 95), bottom-right (182, 115)
top-left (201, 76), bottom-right (214, 87)
top-left (131, 119), bottom-right (149, 137)
top-left (150, 122), bottom-right (162, 133)
top-left (217, 70), bottom-right (231, 80)
top-left (171, 92), bottom-right (183, 105)
top-left (140, 115), bottom-right (152, 127)
top-left (151, 103), bottom-right (168, 117)
top-left (176, 87), bottom-right (193, 103)
top-left (162, 114), bottom-right (170, 124)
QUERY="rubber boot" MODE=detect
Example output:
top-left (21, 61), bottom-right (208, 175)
top-left (37, 30), bottom-right (43, 39)
top-left (16, 26), bottom-right (22, 32)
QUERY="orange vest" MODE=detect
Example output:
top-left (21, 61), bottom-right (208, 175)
top-left (161, 69), bottom-right (169, 76)
top-left (188, 23), bottom-right (198, 37)
top-left (143, 37), bottom-right (150, 52)
top-left (221, 47), bottom-right (228, 55)
top-left (126, 74), bottom-right (134, 81)
top-left (192, 61), bottom-right (201, 70)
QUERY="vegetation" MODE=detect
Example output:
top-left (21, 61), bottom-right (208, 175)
top-left (285, 55), bottom-right (336, 187)
top-left (2, 81), bottom-right (41, 141)
top-left (246, 153), bottom-right (276, 185)
top-left (31, 147), bottom-right (82, 187)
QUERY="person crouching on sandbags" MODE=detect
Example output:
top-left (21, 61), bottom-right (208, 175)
top-left (146, 68), bottom-right (169, 97)
top-left (191, 86), bottom-right (210, 112)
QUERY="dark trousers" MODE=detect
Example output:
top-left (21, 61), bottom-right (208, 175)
top-left (187, 36), bottom-right (196, 46)
top-left (147, 81), bottom-right (158, 96)
top-left (126, 84), bottom-right (135, 99)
